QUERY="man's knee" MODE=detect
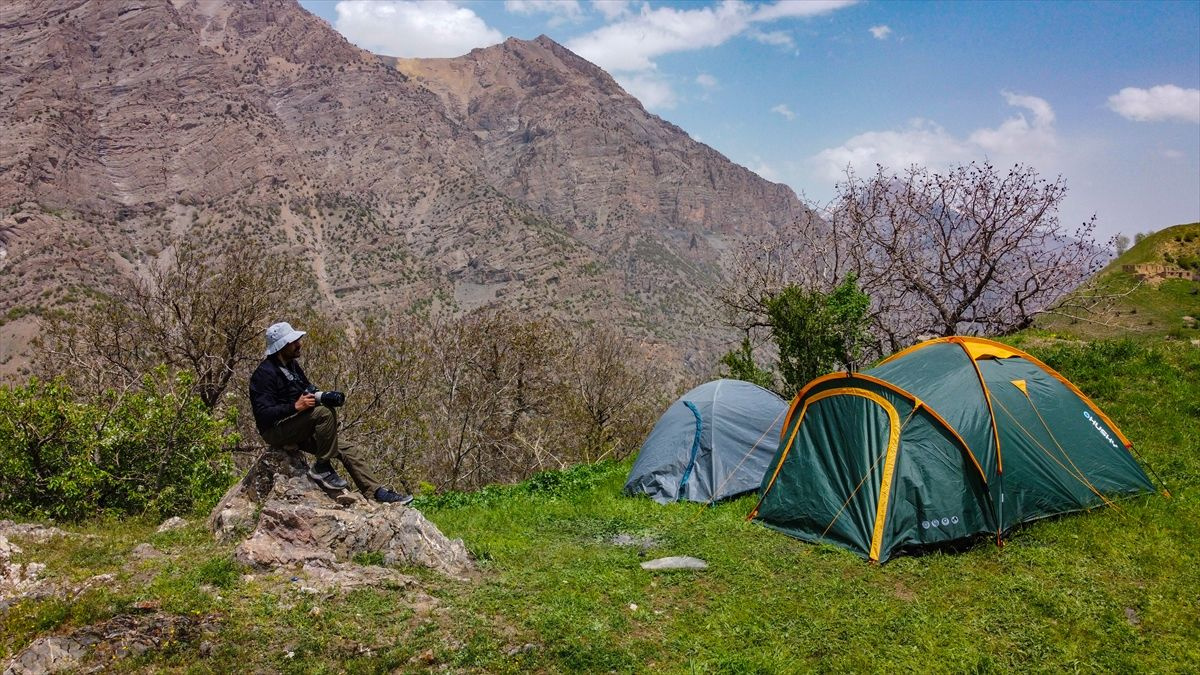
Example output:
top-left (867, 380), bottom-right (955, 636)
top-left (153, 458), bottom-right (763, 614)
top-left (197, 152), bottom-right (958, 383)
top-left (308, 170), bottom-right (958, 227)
top-left (311, 406), bottom-right (335, 424)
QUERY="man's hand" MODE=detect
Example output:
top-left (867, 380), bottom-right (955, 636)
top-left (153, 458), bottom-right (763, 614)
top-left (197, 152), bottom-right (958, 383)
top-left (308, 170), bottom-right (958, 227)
top-left (295, 393), bottom-right (317, 412)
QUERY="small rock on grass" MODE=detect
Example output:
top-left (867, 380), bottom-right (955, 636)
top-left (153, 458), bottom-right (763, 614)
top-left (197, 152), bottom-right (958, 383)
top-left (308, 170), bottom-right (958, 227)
top-left (155, 517), bottom-right (188, 533)
top-left (131, 543), bottom-right (161, 559)
top-left (640, 556), bottom-right (707, 571)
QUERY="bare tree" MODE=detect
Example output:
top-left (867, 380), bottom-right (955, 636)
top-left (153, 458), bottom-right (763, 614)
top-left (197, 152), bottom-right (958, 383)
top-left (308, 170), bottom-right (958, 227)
top-left (299, 315), bottom-right (433, 483)
top-left (37, 233), bottom-right (305, 409)
top-left (562, 324), bottom-right (665, 462)
top-left (722, 162), bottom-right (1109, 356)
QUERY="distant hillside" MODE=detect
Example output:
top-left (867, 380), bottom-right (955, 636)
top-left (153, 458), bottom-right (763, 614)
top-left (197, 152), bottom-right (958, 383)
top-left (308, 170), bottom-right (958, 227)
top-left (1038, 222), bottom-right (1200, 340)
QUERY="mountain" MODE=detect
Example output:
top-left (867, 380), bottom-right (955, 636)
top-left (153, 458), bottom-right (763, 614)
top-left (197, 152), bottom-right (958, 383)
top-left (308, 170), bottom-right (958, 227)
top-left (0, 0), bottom-right (814, 379)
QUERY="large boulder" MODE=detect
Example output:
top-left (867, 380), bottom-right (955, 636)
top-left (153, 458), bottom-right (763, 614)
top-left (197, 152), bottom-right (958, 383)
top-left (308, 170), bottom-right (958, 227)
top-left (209, 448), bottom-right (474, 578)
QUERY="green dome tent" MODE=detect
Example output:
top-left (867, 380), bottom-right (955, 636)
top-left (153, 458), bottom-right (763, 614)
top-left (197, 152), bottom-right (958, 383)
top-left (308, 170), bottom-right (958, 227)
top-left (750, 336), bottom-right (1158, 563)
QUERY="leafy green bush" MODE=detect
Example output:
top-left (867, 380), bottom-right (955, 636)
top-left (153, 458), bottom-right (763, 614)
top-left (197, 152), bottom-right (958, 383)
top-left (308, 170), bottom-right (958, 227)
top-left (0, 370), bottom-right (237, 521)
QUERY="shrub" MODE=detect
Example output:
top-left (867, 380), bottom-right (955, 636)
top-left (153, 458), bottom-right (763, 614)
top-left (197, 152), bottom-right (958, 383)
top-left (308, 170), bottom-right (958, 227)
top-left (0, 370), bottom-right (236, 521)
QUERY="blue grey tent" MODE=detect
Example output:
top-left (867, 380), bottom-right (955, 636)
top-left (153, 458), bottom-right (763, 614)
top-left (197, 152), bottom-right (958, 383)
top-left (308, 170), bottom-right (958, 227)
top-left (625, 379), bottom-right (788, 504)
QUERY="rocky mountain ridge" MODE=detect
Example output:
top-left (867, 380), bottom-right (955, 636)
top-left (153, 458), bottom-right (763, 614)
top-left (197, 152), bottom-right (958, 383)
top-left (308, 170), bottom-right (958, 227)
top-left (0, 0), bottom-right (814, 378)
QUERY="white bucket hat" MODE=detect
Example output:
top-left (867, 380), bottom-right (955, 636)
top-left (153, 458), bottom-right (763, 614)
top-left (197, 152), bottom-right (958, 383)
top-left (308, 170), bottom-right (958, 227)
top-left (264, 321), bottom-right (306, 357)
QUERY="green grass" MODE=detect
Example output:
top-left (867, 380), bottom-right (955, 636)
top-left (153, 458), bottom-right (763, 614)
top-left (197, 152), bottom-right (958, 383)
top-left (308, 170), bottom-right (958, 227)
top-left (2, 339), bottom-right (1197, 672)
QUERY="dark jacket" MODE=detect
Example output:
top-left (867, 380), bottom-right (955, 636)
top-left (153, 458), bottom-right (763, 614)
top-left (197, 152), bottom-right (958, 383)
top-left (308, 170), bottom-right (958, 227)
top-left (249, 357), bottom-right (313, 433)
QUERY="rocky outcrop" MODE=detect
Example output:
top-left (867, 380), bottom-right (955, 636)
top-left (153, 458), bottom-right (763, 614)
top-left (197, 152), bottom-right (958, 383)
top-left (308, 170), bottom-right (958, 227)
top-left (0, 535), bottom-right (46, 609)
top-left (210, 448), bottom-right (474, 578)
top-left (0, 521), bottom-right (74, 611)
top-left (3, 611), bottom-right (218, 675)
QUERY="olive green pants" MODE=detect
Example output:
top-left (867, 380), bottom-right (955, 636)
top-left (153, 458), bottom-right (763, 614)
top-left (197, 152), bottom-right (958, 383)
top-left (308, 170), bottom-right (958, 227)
top-left (259, 406), bottom-right (383, 495)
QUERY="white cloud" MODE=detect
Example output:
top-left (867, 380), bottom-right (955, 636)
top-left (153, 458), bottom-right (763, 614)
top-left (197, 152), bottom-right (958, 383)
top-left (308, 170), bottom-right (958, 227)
top-left (505, 0), bottom-right (583, 25)
top-left (813, 93), bottom-right (1060, 180)
top-left (1107, 85), bottom-right (1200, 123)
top-left (967, 91), bottom-right (1056, 157)
top-left (1162, 148), bottom-right (1185, 160)
top-left (748, 29), bottom-right (795, 49)
top-left (696, 73), bottom-right (719, 90)
top-left (750, 156), bottom-right (782, 182)
top-left (567, 0), bottom-right (855, 74)
top-left (869, 25), bottom-right (891, 39)
top-left (568, 3), bottom-right (750, 72)
top-left (591, 0), bottom-right (632, 20)
top-left (771, 103), bottom-right (796, 120)
top-left (814, 119), bottom-right (970, 180)
top-left (615, 73), bottom-right (678, 110)
top-left (334, 0), bottom-right (503, 57)
top-left (750, 0), bottom-right (858, 21)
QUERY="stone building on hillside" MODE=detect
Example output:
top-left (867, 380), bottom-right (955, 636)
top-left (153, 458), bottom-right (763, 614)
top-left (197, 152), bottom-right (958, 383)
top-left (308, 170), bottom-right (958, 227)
top-left (1122, 263), bottom-right (1200, 283)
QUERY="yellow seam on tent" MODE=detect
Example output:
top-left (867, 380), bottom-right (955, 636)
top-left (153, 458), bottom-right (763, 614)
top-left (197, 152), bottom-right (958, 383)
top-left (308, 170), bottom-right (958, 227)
top-left (784, 371), bottom-right (852, 434)
top-left (789, 374), bottom-right (986, 485)
top-left (790, 388), bottom-right (904, 562)
top-left (902, 336), bottom-right (1133, 449)
top-left (799, 388), bottom-right (898, 557)
top-left (953, 338), bottom-right (1004, 475)
top-left (862, 391), bottom-right (902, 563)
top-left (875, 338), bottom-right (948, 366)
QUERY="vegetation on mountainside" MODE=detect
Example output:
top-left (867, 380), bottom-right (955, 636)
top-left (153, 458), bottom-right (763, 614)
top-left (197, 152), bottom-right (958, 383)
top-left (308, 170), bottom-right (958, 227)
top-left (1039, 222), bottom-right (1200, 340)
top-left (23, 229), bottom-right (670, 496)
top-left (3, 336), bottom-right (1195, 672)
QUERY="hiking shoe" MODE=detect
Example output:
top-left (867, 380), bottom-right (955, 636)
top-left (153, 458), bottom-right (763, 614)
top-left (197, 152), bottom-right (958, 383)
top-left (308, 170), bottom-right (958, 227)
top-left (374, 486), bottom-right (414, 505)
top-left (308, 461), bottom-right (349, 490)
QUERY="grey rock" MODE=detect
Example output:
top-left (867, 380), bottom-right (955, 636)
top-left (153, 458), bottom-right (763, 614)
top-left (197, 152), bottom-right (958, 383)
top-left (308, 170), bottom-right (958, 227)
top-left (214, 449), bottom-right (474, 578)
top-left (3, 611), bottom-right (211, 675)
top-left (0, 534), bottom-right (48, 605)
top-left (640, 556), bottom-right (708, 571)
top-left (130, 543), bottom-right (161, 560)
top-left (155, 517), bottom-right (188, 533)
top-left (506, 643), bottom-right (540, 656)
top-left (2, 634), bottom-right (93, 675)
top-left (0, 521), bottom-right (70, 543)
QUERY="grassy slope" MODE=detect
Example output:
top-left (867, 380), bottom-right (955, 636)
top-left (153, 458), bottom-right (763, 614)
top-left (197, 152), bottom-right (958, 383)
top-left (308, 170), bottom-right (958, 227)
top-left (1038, 222), bottom-right (1200, 340)
top-left (4, 245), bottom-right (1200, 672)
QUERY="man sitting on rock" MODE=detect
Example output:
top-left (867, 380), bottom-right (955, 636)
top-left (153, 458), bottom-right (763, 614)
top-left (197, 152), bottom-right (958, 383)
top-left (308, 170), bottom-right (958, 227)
top-left (249, 321), bottom-right (413, 505)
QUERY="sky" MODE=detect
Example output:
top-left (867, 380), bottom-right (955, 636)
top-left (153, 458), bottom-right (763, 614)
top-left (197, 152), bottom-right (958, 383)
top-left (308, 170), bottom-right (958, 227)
top-left (297, 0), bottom-right (1200, 241)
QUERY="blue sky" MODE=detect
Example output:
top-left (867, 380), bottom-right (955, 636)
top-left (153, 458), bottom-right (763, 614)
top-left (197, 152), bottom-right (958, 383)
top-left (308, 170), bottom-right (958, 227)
top-left (298, 0), bottom-right (1200, 241)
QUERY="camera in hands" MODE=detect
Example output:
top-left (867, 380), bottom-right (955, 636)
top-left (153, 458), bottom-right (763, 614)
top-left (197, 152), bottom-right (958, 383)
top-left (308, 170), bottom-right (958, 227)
top-left (305, 385), bottom-right (346, 407)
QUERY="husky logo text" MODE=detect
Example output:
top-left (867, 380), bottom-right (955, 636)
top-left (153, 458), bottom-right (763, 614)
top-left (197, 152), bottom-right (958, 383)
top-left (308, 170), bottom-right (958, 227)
top-left (1083, 411), bottom-right (1120, 449)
